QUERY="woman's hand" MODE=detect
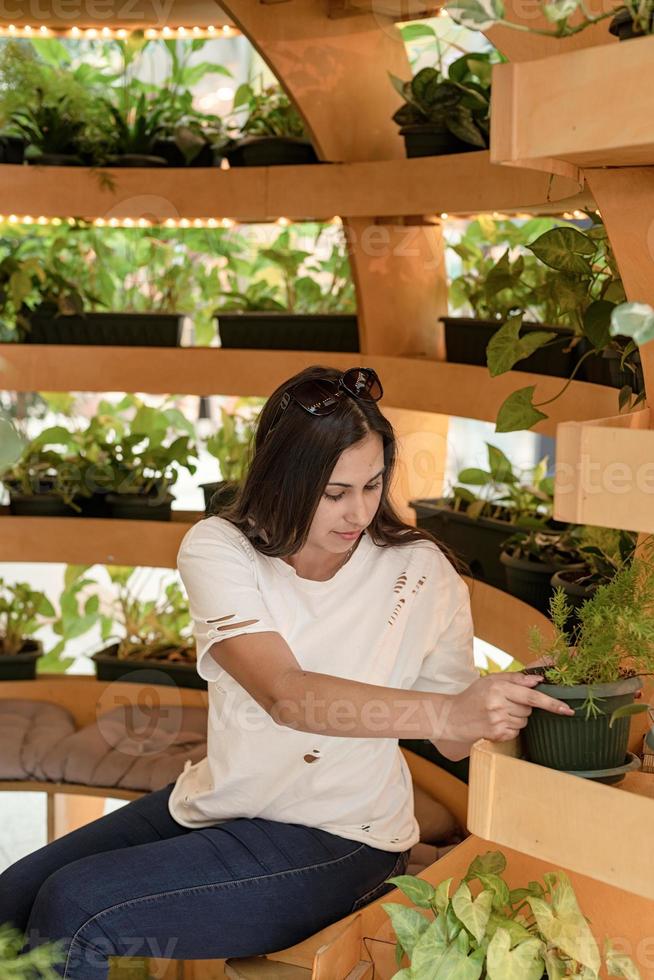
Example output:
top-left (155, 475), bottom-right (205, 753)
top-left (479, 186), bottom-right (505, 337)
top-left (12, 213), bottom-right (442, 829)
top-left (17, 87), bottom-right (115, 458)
top-left (447, 673), bottom-right (575, 744)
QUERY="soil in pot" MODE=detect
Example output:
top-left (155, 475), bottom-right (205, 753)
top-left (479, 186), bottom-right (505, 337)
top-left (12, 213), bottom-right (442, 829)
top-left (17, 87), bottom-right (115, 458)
top-left (399, 124), bottom-right (478, 158)
top-left (221, 136), bottom-right (319, 167)
top-left (217, 312), bottom-right (359, 352)
top-left (500, 552), bottom-right (585, 614)
top-left (442, 317), bottom-right (577, 379)
top-left (201, 480), bottom-right (239, 515)
top-left (0, 639), bottom-right (43, 680)
top-left (106, 491), bottom-right (173, 521)
top-left (523, 675), bottom-right (642, 772)
top-left (0, 135), bottom-right (25, 164)
top-left (21, 307), bottom-right (185, 347)
top-left (92, 642), bottom-right (206, 690)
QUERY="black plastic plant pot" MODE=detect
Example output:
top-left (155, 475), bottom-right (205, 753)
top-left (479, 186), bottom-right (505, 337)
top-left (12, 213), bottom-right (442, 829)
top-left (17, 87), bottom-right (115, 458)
top-left (106, 492), bottom-right (173, 521)
top-left (577, 342), bottom-right (645, 393)
top-left (0, 640), bottom-right (43, 680)
top-left (107, 154), bottom-right (168, 167)
top-left (0, 135), bottom-right (25, 164)
top-left (27, 153), bottom-right (84, 166)
top-left (524, 675), bottom-right (643, 772)
top-left (500, 552), bottom-right (584, 614)
top-left (92, 643), bottom-right (207, 691)
top-left (550, 567), bottom-right (596, 609)
top-left (151, 139), bottom-right (215, 167)
top-left (609, 7), bottom-right (653, 38)
top-left (6, 481), bottom-right (109, 518)
top-left (23, 308), bottom-right (185, 347)
top-left (399, 124), bottom-right (479, 158)
top-left (217, 312), bottom-right (359, 352)
top-left (441, 317), bottom-right (577, 379)
top-left (410, 498), bottom-right (516, 590)
top-left (221, 136), bottom-right (319, 168)
top-left (200, 480), bottom-right (239, 515)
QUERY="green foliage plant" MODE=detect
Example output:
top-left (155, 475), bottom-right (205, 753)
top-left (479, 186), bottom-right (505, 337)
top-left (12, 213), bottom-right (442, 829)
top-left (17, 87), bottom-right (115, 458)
top-left (0, 578), bottom-right (54, 656)
top-left (205, 406), bottom-right (257, 483)
top-left (382, 849), bottom-right (641, 979)
top-left (229, 80), bottom-right (306, 139)
top-left (448, 443), bottom-right (554, 526)
top-left (0, 923), bottom-right (64, 979)
top-left (389, 52), bottom-right (497, 149)
top-left (445, 0), bottom-right (652, 39)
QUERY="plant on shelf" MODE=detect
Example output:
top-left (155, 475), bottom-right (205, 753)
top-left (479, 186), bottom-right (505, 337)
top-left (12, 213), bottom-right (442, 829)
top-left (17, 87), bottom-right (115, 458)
top-left (390, 52), bottom-right (498, 158)
top-left (411, 444), bottom-right (556, 592)
top-left (56, 565), bottom-right (199, 688)
top-left (445, 0), bottom-right (652, 42)
top-left (0, 923), bottom-right (64, 978)
top-left (500, 527), bottom-right (583, 615)
top-left (0, 577), bottom-right (54, 679)
top-left (221, 80), bottom-right (318, 166)
top-left (551, 526), bottom-right (639, 607)
top-left (383, 849), bottom-right (641, 979)
top-left (201, 405), bottom-right (257, 513)
top-left (525, 542), bottom-right (654, 775)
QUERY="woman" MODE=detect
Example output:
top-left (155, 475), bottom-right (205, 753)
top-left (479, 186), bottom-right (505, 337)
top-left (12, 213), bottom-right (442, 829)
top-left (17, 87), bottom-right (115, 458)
top-left (0, 365), bottom-right (573, 979)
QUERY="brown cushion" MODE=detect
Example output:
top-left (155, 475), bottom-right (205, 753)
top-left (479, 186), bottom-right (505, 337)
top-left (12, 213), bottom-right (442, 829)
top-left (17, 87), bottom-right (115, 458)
top-left (0, 700), bottom-right (76, 780)
top-left (39, 704), bottom-right (208, 792)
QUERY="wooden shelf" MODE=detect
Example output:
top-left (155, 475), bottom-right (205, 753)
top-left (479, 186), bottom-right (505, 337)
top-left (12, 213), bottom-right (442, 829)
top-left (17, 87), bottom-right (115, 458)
top-left (328, 0), bottom-right (442, 20)
top-left (0, 511), bottom-right (200, 567)
top-left (464, 577), bottom-right (554, 662)
top-left (468, 739), bottom-right (654, 902)
top-left (554, 407), bottom-right (654, 533)
top-left (0, 154), bottom-right (585, 222)
top-left (491, 37), bottom-right (654, 171)
top-left (0, 347), bottom-right (621, 436)
top-left (1, 0), bottom-right (236, 29)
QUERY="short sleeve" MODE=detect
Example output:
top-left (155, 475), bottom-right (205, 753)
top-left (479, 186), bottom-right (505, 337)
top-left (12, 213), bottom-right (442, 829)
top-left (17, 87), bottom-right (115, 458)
top-left (411, 563), bottom-right (479, 697)
top-left (177, 518), bottom-right (279, 682)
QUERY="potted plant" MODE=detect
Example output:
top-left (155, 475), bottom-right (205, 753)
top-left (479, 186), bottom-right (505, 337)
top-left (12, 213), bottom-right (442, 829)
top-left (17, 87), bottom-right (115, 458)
top-left (216, 227), bottom-right (358, 351)
top-left (0, 923), bottom-right (64, 977)
top-left (445, 216), bottom-right (579, 378)
top-left (524, 545), bottom-right (654, 778)
top-left (445, 0), bottom-right (651, 43)
top-left (58, 565), bottom-right (203, 690)
top-left (382, 849), bottom-right (641, 978)
top-left (500, 528), bottom-right (584, 614)
top-left (221, 81), bottom-right (318, 167)
top-left (550, 526), bottom-right (638, 610)
top-left (0, 577), bottom-right (55, 679)
top-left (200, 405), bottom-right (256, 514)
top-left (411, 444), bottom-right (557, 591)
top-left (390, 53), bottom-right (495, 158)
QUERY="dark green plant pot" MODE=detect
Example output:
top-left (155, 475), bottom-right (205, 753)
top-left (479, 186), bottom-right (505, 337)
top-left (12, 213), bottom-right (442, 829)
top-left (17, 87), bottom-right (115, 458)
top-left (217, 312), bottom-right (359, 352)
top-left (500, 552), bottom-right (584, 614)
top-left (151, 139), bottom-right (215, 167)
top-left (441, 317), bottom-right (577, 379)
top-left (0, 135), bottom-right (25, 164)
top-left (524, 676), bottom-right (643, 772)
top-left (0, 639), bottom-right (43, 680)
top-left (22, 308), bottom-right (185, 347)
top-left (200, 480), bottom-right (240, 515)
top-left (27, 152), bottom-right (84, 166)
top-left (221, 136), bottom-right (319, 167)
top-left (609, 7), bottom-right (653, 38)
top-left (550, 567), bottom-right (596, 631)
top-left (6, 480), bottom-right (109, 518)
top-left (106, 492), bottom-right (173, 521)
top-left (107, 154), bottom-right (168, 167)
top-left (577, 341), bottom-right (644, 393)
top-left (399, 124), bottom-right (479, 158)
top-left (92, 643), bottom-right (206, 690)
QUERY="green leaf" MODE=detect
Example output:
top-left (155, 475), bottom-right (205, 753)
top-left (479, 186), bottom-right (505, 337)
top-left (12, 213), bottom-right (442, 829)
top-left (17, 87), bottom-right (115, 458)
top-left (445, 0), bottom-right (505, 30)
top-left (486, 929), bottom-right (545, 980)
top-left (0, 417), bottom-right (23, 471)
top-left (583, 300), bottom-right (614, 349)
top-left (618, 385), bottom-right (634, 412)
top-left (542, 947), bottom-right (569, 979)
top-left (451, 882), bottom-right (493, 944)
top-left (542, 0), bottom-right (581, 21)
top-left (605, 940), bottom-right (642, 979)
top-left (466, 852), bottom-right (507, 879)
top-left (527, 873), bottom-right (601, 973)
top-left (487, 445), bottom-right (516, 484)
top-left (610, 302), bottom-right (654, 345)
top-left (381, 904), bottom-right (430, 959)
top-left (486, 316), bottom-right (554, 377)
top-left (608, 703), bottom-right (648, 728)
top-left (434, 878), bottom-right (453, 916)
top-left (496, 387), bottom-right (548, 433)
top-left (410, 917), bottom-right (449, 975)
top-left (457, 468), bottom-right (492, 485)
top-left (388, 876), bottom-right (436, 909)
top-left (476, 873), bottom-right (510, 911)
top-left (528, 227), bottom-right (595, 277)
top-left (400, 23), bottom-right (437, 40)
top-left (486, 911), bottom-right (532, 945)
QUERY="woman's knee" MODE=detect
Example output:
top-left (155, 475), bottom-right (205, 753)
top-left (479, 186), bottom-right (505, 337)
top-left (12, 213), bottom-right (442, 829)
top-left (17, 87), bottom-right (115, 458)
top-left (0, 850), bottom-right (53, 932)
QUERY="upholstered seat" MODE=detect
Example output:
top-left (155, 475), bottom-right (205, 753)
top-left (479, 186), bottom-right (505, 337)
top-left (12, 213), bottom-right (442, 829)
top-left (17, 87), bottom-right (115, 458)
top-left (0, 699), bottom-right (76, 780)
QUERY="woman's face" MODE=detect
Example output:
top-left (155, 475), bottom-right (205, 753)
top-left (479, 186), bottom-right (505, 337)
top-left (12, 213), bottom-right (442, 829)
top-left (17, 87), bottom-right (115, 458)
top-left (307, 431), bottom-right (385, 555)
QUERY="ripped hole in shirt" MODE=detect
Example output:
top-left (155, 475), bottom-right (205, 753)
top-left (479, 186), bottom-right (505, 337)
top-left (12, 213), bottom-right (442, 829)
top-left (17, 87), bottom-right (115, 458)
top-left (206, 613), bottom-right (260, 632)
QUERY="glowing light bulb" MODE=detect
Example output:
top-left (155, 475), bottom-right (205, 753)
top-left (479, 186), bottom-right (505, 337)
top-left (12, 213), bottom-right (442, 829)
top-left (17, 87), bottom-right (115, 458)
top-left (221, 218), bottom-right (234, 228)
top-left (85, 27), bottom-right (97, 37)
top-left (277, 216), bottom-right (290, 227)
top-left (70, 25), bottom-right (80, 36)
top-left (39, 25), bottom-right (48, 33)
top-left (162, 25), bottom-right (171, 35)
top-left (207, 24), bottom-right (216, 33)
top-left (101, 27), bottom-right (111, 36)
top-left (179, 217), bottom-right (191, 228)
top-left (94, 218), bottom-right (106, 227)
top-left (117, 28), bottom-right (127, 37)
top-left (164, 218), bottom-right (176, 228)
top-left (440, 212), bottom-right (449, 220)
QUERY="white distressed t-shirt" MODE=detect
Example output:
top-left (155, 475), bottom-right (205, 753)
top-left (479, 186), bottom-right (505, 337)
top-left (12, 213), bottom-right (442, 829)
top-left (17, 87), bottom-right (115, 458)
top-left (168, 516), bottom-right (478, 851)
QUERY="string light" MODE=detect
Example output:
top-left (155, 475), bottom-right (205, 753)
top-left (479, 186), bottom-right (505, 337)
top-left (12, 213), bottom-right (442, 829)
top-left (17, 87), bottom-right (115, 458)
top-left (440, 212), bottom-right (449, 220)
top-left (0, 22), bottom-right (239, 39)
top-left (276, 217), bottom-right (291, 227)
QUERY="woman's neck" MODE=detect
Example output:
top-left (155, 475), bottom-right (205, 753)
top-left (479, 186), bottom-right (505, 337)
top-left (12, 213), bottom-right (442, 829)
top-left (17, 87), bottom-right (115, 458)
top-left (283, 538), bottom-right (360, 582)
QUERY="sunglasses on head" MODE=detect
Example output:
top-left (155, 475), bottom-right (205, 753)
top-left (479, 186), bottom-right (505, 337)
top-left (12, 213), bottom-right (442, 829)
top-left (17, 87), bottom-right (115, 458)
top-left (266, 368), bottom-right (383, 439)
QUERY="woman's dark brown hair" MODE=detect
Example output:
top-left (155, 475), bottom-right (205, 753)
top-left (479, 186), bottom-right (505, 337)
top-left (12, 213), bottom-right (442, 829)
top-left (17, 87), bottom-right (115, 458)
top-left (218, 364), bottom-right (455, 561)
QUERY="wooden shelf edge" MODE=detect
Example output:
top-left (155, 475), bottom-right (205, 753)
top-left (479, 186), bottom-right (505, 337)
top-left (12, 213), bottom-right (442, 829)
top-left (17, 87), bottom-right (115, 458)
top-left (490, 37), bottom-right (654, 171)
top-left (465, 577), bottom-right (555, 662)
top-left (554, 407), bottom-right (654, 531)
top-left (468, 740), bottom-right (654, 901)
top-left (0, 348), bottom-right (621, 436)
top-left (0, 153), bottom-right (583, 223)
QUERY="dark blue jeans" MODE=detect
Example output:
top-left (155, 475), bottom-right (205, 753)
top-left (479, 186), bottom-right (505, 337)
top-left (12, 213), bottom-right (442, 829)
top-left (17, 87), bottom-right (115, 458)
top-left (0, 783), bottom-right (410, 980)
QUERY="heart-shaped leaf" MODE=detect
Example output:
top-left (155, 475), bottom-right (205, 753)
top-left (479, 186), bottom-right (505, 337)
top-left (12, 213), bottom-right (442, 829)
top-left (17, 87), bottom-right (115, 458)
top-left (528, 227), bottom-right (595, 277)
top-left (452, 882), bottom-right (493, 944)
top-left (445, 0), bottom-right (505, 30)
top-left (486, 928), bottom-right (545, 980)
top-left (381, 904), bottom-right (430, 959)
top-left (496, 387), bottom-right (548, 433)
top-left (605, 939), bottom-right (642, 978)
